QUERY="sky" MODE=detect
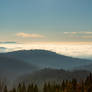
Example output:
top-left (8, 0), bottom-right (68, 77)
top-left (0, 0), bottom-right (92, 44)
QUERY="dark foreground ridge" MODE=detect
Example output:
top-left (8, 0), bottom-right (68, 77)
top-left (18, 68), bottom-right (90, 84)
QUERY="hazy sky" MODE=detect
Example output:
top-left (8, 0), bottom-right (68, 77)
top-left (0, 0), bottom-right (92, 43)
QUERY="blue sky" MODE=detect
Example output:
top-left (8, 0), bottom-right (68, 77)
top-left (0, 0), bottom-right (92, 43)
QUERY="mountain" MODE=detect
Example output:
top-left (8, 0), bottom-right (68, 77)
top-left (76, 63), bottom-right (92, 72)
top-left (0, 47), bottom-right (7, 52)
top-left (18, 68), bottom-right (90, 84)
top-left (0, 55), bottom-right (37, 79)
top-left (1, 50), bottom-right (92, 70)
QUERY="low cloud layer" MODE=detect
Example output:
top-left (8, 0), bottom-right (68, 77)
top-left (64, 32), bottom-right (92, 34)
top-left (0, 44), bottom-right (92, 60)
top-left (16, 32), bottom-right (45, 38)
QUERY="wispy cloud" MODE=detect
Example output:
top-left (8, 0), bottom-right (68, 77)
top-left (64, 32), bottom-right (92, 34)
top-left (64, 32), bottom-right (92, 39)
top-left (16, 32), bottom-right (45, 38)
top-left (0, 41), bottom-right (17, 44)
top-left (81, 36), bottom-right (92, 39)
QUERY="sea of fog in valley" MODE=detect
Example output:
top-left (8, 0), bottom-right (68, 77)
top-left (0, 43), bottom-right (92, 60)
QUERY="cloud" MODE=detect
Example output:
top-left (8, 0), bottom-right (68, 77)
top-left (16, 32), bottom-right (45, 38)
top-left (0, 41), bottom-right (17, 44)
top-left (64, 32), bottom-right (77, 34)
top-left (81, 36), bottom-right (92, 39)
top-left (63, 32), bottom-right (92, 39)
top-left (64, 32), bottom-right (92, 34)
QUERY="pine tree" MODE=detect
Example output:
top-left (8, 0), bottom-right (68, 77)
top-left (21, 83), bottom-right (26, 92)
top-left (12, 88), bottom-right (16, 92)
top-left (27, 84), bottom-right (31, 92)
top-left (43, 83), bottom-right (47, 92)
top-left (3, 85), bottom-right (8, 92)
top-left (61, 80), bottom-right (65, 91)
top-left (17, 83), bottom-right (22, 92)
top-left (34, 85), bottom-right (38, 92)
top-left (72, 78), bottom-right (77, 92)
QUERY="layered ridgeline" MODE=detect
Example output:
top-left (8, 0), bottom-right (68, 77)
top-left (0, 50), bottom-right (92, 70)
top-left (0, 50), bottom-right (92, 86)
top-left (18, 68), bottom-right (90, 84)
top-left (0, 50), bottom-right (92, 80)
top-left (0, 55), bottom-right (38, 79)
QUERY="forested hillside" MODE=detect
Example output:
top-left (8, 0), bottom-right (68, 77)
top-left (1, 73), bottom-right (92, 92)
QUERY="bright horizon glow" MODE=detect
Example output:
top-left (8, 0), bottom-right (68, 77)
top-left (1, 41), bottom-right (92, 45)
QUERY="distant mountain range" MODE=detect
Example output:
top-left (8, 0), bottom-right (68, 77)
top-left (0, 54), bottom-right (37, 80)
top-left (1, 50), bottom-right (92, 70)
top-left (18, 68), bottom-right (90, 84)
top-left (0, 49), bottom-right (92, 81)
top-left (0, 47), bottom-right (7, 52)
top-left (76, 63), bottom-right (92, 72)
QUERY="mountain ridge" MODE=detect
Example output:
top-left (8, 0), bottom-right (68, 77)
top-left (1, 49), bottom-right (92, 70)
top-left (18, 68), bottom-right (90, 85)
